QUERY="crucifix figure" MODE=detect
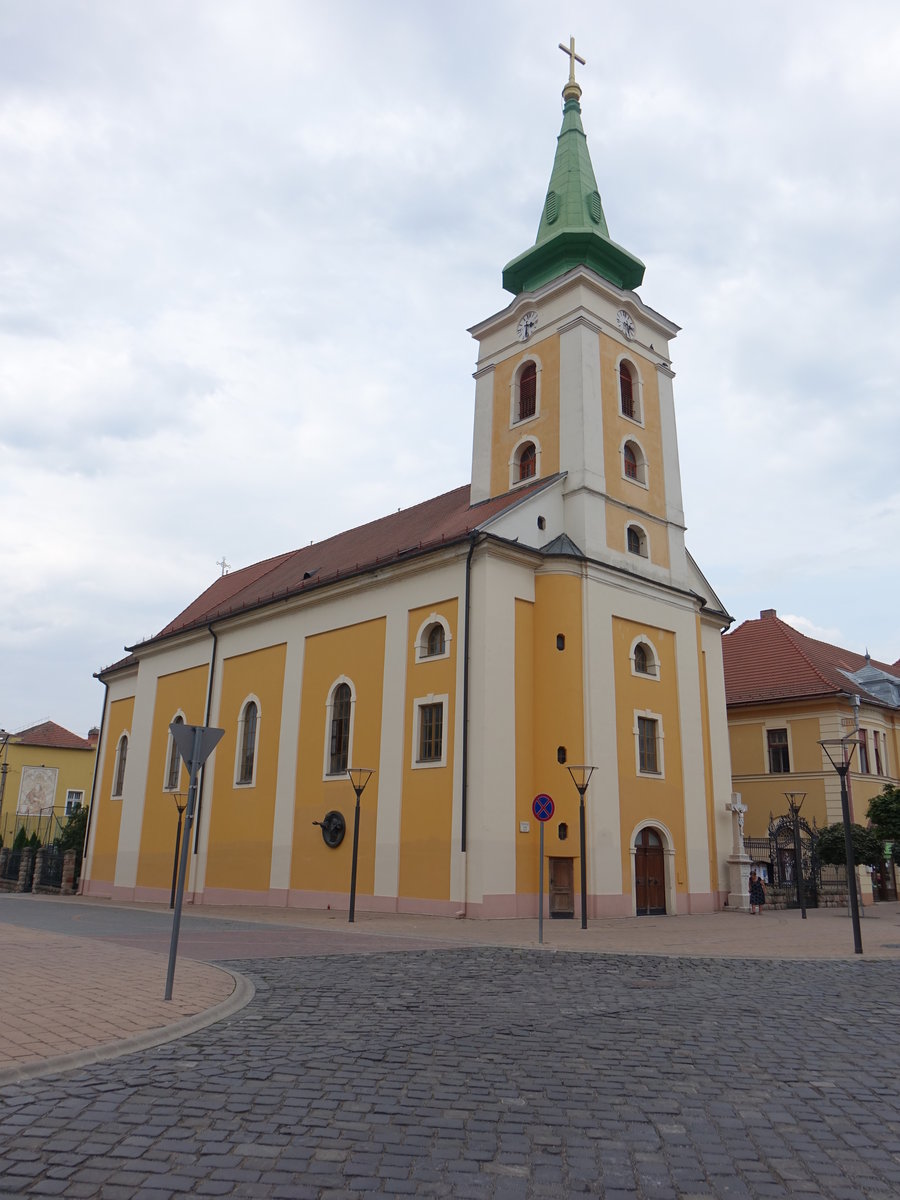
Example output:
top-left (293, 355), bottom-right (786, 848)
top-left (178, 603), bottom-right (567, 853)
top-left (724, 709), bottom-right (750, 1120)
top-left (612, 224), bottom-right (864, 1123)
top-left (558, 36), bottom-right (586, 86)
top-left (727, 795), bottom-right (748, 857)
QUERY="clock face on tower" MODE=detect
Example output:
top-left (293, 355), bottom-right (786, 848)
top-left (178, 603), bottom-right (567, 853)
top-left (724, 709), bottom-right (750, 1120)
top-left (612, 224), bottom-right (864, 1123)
top-left (616, 309), bottom-right (636, 340)
top-left (516, 310), bottom-right (539, 342)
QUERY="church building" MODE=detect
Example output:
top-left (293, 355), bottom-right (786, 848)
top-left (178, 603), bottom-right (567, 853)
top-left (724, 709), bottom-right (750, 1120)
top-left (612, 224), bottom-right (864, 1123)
top-left (83, 48), bottom-right (735, 919)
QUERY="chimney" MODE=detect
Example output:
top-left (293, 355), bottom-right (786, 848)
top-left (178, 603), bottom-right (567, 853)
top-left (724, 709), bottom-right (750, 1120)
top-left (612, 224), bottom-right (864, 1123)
top-left (760, 609), bottom-right (776, 619)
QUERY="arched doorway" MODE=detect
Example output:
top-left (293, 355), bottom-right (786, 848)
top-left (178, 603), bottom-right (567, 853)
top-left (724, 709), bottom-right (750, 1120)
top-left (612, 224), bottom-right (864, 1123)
top-left (634, 827), bottom-right (667, 916)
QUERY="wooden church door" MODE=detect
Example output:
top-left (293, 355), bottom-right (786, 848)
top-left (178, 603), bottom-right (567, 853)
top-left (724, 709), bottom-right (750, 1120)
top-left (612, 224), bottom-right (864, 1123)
top-left (635, 828), bottom-right (666, 915)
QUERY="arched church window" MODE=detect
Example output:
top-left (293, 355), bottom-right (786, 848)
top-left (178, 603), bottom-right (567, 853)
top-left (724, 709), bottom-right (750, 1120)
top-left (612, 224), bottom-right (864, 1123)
top-left (329, 682), bottom-right (352, 775)
top-left (236, 699), bottom-right (259, 786)
top-left (112, 734), bottom-right (128, 798)
top-left (626, 523), bottom-right (648, 558)
top-left (619, 361), bottom-right (636, 419)
top-left (165, 714), bottom-right (184, 790)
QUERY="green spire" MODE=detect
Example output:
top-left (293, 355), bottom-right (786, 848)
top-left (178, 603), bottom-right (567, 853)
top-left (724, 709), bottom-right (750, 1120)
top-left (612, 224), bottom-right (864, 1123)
top-left (502, 51), bottom-right (645, 296)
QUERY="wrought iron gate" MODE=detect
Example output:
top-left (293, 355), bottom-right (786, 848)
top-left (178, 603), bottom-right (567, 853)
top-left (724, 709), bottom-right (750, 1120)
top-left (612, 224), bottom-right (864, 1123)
top-left (744, 814), bottom-right (821, 909)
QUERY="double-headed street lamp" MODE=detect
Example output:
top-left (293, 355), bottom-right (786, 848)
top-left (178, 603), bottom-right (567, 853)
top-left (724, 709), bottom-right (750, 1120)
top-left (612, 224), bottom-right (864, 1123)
top-left (566, 765), bottom-right (595, 930)
top-left (819, 736), bottom-right (862, 955)
top-left (346, 767), bottom-right (374, 924)
top-left (784, 791), bottom-right (807, 920)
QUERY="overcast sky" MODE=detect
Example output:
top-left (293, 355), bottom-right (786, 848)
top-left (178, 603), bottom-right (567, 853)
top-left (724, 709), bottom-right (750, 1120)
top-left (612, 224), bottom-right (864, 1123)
top-left (2, 0), bottom-right (899, 737)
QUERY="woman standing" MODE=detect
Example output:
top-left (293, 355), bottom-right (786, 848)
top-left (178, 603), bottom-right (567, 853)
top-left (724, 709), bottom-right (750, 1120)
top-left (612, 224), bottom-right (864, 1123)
top-left (749, 869), bottom-right (766, 915)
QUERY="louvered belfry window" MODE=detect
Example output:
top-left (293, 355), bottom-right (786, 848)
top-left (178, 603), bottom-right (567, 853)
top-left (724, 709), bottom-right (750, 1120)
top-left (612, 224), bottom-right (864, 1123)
top-left (518, 362), bottom-right (537, 421)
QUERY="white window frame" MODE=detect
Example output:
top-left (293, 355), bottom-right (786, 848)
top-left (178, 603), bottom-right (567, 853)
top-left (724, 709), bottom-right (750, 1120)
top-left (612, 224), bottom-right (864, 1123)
top-left (625, 521), bottom-right (650, 560)
top-left (234, 695), bottom-right (261, 788)
top-left (621, 436), bottom-right (649, 488)
top-left (111, 732), bottom-right (129, 799)
top-left (323, 676), bottom-right (356, 780)
top-left (412, 694), bottom-right (449, 770)
top-left (65, 790), bottom-right (84, 816)
top-left (616, 354), bottom-right (644, 426)
top-left (509, 435), bottom-right (541, 490)
top-left (509, 353), bottom-right (543, 427)
top-left (163, 711), bottom-right (186, 792)
top-left (414, 613), bottom-right (452, 663)
top-left (634, 710), bottom-right (665, 778)
top-left (629, 635), bottom-right (660, 680)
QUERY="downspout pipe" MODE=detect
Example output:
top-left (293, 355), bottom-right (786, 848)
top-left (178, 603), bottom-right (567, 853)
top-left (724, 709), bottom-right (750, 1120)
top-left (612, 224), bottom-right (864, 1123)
top-left (193, 622), bottom-right (219, 853)
top-left (79, 678), bottom-right (110, 893)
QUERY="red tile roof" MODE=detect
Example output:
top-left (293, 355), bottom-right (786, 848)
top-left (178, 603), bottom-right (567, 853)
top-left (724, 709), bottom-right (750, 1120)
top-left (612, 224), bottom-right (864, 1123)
top-left (139, 478), bottom-right (558, 648)
top-left (12, 721), bottom-right (97, 751)
top-left (723, 610), bottom-right (899, 707)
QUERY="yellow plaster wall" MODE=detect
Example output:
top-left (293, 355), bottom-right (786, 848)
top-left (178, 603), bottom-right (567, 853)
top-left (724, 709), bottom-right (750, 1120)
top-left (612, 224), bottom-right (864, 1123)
top-left (600, 335), bottom-right (668, 527)
top-left (489, 335), bottom-right (560, 497)
top-left (291, 619), bottom-right (386, 895)
top-left (204, 643), bottom-right (287, 893)
top-left (398, 599), bottom-right (458, 901)
top-left (136, 665), bottom-right (209, 891)
top-left (90, 696), bottom-right (134, 884)
top-left (516, 574), bottom-right (585, 892)
top-left (612, 617), bottom-right (686, 891)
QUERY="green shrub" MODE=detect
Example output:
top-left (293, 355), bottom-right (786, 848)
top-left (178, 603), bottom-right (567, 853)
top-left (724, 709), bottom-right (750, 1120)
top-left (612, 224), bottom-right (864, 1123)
top-left (816, 822), bottom-right (882, 867)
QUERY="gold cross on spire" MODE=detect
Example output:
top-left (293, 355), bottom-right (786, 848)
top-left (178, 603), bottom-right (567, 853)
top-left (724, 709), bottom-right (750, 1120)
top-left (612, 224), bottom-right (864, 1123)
top-left (559, 36), bottom-right (585, 85)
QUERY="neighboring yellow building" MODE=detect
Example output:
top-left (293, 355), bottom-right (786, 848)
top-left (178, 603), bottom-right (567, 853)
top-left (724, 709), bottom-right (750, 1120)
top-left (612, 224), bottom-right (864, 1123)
top-left (0, 721), bottom-right (98, 845)
top-left (83, 57), bottom-right (735, 920)
top-left (724, 609), bottom-right (900, 838)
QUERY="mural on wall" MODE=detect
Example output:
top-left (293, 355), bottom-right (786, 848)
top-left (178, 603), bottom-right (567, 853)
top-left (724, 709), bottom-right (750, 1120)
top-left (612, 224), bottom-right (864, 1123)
top-left (16, 766), bottom-right (59, 816)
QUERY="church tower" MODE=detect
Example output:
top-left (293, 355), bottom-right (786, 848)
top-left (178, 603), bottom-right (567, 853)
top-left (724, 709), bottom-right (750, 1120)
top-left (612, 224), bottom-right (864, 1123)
top-left (469, 41), bottom-right (689, 594)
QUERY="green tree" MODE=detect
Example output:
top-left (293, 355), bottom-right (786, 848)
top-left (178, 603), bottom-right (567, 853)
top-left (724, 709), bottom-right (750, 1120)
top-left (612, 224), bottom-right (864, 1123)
top-left (12, 825), bottom-right (27, 852)
top-left (816, 822), bottom-right (883, 867)
top-left (58, 805), bottom-right (88, 855)
top-left (867, 785), bottom-right (900, 846)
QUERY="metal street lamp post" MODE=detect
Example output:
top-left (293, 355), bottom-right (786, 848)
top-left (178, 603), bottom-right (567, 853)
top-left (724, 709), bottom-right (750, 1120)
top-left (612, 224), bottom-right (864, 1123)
top-left (169, 793), bottom-right (188, 910)
top-left (819, 736), bottom-right (863, 955)
top-left (784, 791), bottom-right (807, 920)
top-left (346, 767), bottom-right (374, 923)
top-left (566, 765), bottom-right (596, 930)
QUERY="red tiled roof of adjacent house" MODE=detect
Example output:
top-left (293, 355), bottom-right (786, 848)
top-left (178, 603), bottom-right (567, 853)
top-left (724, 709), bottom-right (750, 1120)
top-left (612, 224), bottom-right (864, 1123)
top-left (723, 609), bottom-right (900, 707)
top-left (12, 721), bottom-right (96, 750)
top-left (141, 478), bottom-right (558, 648)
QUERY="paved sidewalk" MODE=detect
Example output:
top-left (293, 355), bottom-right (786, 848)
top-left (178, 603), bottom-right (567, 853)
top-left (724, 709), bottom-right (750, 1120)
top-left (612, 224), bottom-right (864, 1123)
top-left (0, 920), bottom-right (245, 1084)
top-left (1, 895), bottom-right (899, 1085)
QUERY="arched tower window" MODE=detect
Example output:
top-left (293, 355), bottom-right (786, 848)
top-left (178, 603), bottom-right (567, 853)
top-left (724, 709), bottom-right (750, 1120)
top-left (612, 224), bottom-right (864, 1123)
top-left (518, 362), bottom-right (537, 421)
top-left (622, 439), bottom-right (647, 485)
top-left (517, 441), bottom-right (536, 481)
top-left (619, 361), bottom-right (635, 419)
top-left (427, 624), bottom-right (445, 656)
top-left (626, 523), bottom-right (648, 558)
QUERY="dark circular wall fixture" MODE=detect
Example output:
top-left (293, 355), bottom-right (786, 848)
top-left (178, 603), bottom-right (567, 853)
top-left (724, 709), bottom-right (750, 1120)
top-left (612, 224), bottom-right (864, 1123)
top-left (313, 810), bottom-right (346, 848)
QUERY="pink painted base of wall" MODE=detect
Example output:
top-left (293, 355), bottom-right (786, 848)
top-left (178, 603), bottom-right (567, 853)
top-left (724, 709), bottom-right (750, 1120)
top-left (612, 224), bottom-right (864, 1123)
top-left (79, 878), bottom-right (727, 919)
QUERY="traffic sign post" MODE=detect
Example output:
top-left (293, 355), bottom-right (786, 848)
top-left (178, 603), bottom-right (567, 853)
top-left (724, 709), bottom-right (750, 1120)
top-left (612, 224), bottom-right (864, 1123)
top-left (164, 723), bottom-right (225, 1000)
top-left (532, 794), bottom-right (554, 944)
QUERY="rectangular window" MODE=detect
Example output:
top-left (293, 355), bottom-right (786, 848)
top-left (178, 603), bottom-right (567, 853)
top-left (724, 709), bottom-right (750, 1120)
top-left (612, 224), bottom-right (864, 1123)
top-left (874, 731), bottom-right (883, 776)
top-left (418, 703), bottom-right (443, 763)
top-left (767, 728), bottom-right (790, 773)
top-left (65, 790), bottom-right (84, 816)
top-left (859, 729), bottom-right (870, 774)
top-left (638, 717), bottom-right (659, 774)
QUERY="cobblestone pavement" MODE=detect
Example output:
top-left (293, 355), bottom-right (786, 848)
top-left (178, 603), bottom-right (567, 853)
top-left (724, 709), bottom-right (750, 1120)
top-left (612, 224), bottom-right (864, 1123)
top-left (2, 947), bottom-right (899, 1199)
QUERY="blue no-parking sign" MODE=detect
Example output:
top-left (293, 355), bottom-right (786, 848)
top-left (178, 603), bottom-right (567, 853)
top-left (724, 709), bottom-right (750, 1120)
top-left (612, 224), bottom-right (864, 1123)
top-left (532, 793), bottom-right (555, 823)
